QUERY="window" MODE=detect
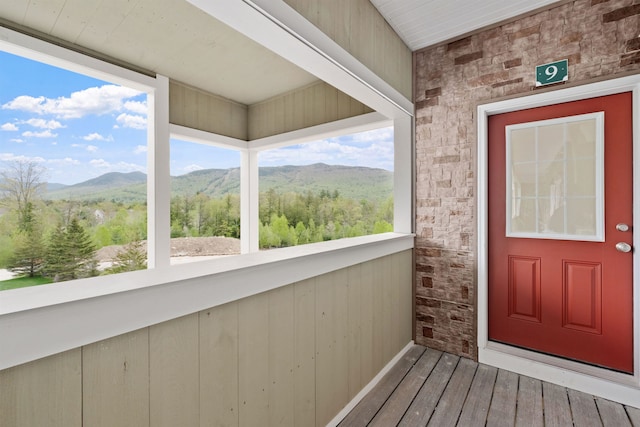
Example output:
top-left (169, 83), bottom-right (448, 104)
top-left (0, 49), bottom-right (152, 290)
top-left (169, 137), bottom-right (241, 264)
top-left (0, 22), bottom-right (412, 296)
top-left (257, 126), bottom-right (394, 249)
top-left (506, 113), bottom-right (604, 241)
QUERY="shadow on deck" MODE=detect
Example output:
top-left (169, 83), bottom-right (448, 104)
top-left (339, 345), bottom-right (640, 427)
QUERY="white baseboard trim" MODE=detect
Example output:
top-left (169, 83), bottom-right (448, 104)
top-left (326, 340), bottom-right (416, 427)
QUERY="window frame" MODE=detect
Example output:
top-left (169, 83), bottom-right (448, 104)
top-left (0, 9), bottom-right (414, 370)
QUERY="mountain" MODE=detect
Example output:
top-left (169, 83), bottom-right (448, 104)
top-left (45, 171), bottom-right (147, 202)
top-left (44, 164), bottom-right (393, 203)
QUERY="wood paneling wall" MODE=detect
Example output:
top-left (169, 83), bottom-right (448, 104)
top-left (248, 81), bottom-right (374, 140)
top-left (0, 250), bottom-right (412, 427)
top-left (169, 81), bottom-right (248, 140)
top-left (283, 0), bottom-right (412, 100)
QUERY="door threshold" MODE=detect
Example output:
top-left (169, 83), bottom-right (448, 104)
top-left (479, 342), bottom-right (640, 408)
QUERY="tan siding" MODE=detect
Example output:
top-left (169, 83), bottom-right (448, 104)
top-left (359, 259), bottom-right (376, 384)
top-left (371, 257), bottom-right (385, 373)
top-left (248, 81), bottom-right (373, 140)
top-left (283, 0), bottom-right (412, 100)
top-left (315, 269), bottom-right (350, 426)
top-left (268, 286), bottom-right (295, 426)
top-left (0, 349), bottom-right (81, 427)
top-left (347, 263), bottom-right (363, 399)
top-left (149, 313), bottom-right (200, 427)
top-left (83, 329), bottom-right (149, 427)
top-left (169, 81), bottom-right (248, 140)
top-left (199, 301), bottom-right (239, 427)
top-left (238, 292), bottom-right (270, 426)
top-left (0, 250), bottom-right (412, 427)
top-left (293, 278), bottom-right (317, 426)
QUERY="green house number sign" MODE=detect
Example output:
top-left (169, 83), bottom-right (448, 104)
top-left (535, 59), bottom-right (568, 86)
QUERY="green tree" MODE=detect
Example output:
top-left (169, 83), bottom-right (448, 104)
top-left (105, 239), bottom-right (147, 274)
top-left (45, 218), bottom-right (98, 281)
top-left (373, 220), bottom-right (393, 234)
top-left (8, 227), bottom-right (45, 277)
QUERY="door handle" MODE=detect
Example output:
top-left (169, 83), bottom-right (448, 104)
top-left (616, 242), bottom-right (632, 253)
top-left (616, 223), bottom-right (630, 232)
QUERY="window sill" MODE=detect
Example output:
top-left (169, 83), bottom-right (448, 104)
top-left (0, 232), bottom-right (414, 370)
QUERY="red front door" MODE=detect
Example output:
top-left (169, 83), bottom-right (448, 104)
top-left (488, 92), bottom-right (634, 373)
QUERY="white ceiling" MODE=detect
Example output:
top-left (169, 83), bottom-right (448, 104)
top-left (371, 0), bottom-right (561, 51)
top-left (0, 1), bottom-right (562, 106)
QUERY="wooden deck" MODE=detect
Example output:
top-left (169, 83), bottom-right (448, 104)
top-left (339, 345), bottom-right (640, 427)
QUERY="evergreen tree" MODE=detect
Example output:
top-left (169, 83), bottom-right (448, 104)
top-left (7, 201), bottom-right (46, 277)
top-left (64, 218), bottom-right (98, 279)
top-left (105, 239), bottom-right (147, 274)
top-left (8, 227), bottom-right (45, 277)
top-left (45, 219), bottom-right (97, 281)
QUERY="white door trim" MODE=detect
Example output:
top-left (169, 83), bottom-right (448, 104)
top-left (477, 74), bottom-right (640, 408)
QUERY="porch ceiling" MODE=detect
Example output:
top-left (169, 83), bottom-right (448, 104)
top-left (1, 0), bottom-right (562, 106)
top-left (370, 0), bottom-right (562, 51)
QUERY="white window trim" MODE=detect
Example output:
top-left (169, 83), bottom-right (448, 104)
top-left (0, 1), bottom-right (415, 370)
top-left (477, 74), bottom-right (640, 407)
top-left (505, 112), bottom-right (605, 242)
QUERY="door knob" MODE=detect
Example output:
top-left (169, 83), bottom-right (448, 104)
top-left (616, 223), bottom-right (630, 232)
top-left (616, 242), bottom-right (632, 253)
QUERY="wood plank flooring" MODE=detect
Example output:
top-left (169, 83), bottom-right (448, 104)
top-left (339, 345), bottom-right (640, 427)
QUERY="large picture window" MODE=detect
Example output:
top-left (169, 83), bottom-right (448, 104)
top-left (0, 50), bottom-right (152, 290)
top-left (257, 127), bottom-right (394, 249)
top-left (169, 137), bottom-right (241, 265)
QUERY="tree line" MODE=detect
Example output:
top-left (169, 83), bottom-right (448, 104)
top-left (0, 160), bottom-right (393, 285)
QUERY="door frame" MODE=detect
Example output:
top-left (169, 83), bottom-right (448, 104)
top-left (477, 74), bottom-right (640, 406)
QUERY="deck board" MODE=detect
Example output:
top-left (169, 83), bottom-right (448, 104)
top-left (515, 375), bottom-right (543, 427)
top-left (627, 406), bottom-right (640, 427)
top-left (338, 345), bottom-right (640, 426)
top-left (338, 345), bottom-right (425, 427)
top-left (567, 388), bottom-right (602, 427)
top-left (486, 369), bottom-right (519, 427)
top-left (398, 352), bottom-right (459, 426)
top-left (596, 397), bottom-right (632, 427)
top-left (542, 382), bottom-right (573, 427)
top-left (457, 364), bottom-right (498, 427)
top-left (427, 357), bottom-right (477, 426)
top-left (368, 348), bottom-right (441, 427)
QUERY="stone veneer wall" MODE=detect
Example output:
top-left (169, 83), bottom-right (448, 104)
top-left (414, 0), bottom-right (640, 359)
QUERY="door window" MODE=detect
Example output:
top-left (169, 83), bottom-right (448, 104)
top-left (506, 112), bottom-right (604, 241)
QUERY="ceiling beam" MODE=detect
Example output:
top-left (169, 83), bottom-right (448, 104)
top-left (186, 0), bottom-right (413, 120)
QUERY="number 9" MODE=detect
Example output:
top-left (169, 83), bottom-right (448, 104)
top-left (545, 65), bottom-right (558, 81)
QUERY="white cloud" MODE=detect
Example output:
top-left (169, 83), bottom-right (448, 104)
top-left (47, 157), bottom-right (80, 167)
top-left (124, 100), bottom-right (147, 114)
top-left (10, 138), bottom-right (24, 143)
top-left (86, 145), bottom-right (98, 152)
top-left (22, 130), bottom-right (57, 138)
top-left (71, 144), bottom-right (83, 148)
top-left (23, 118), bottom-right (65, 130)
top-left (183, 164), bottom-right (204, 173)
top-left (89, 158), bottom-right (145, 173)
top-left (116, 113), bottom-right (146, 130)
top-left (2, 84), bottom-right (143, 119)
top-left (83, 132), bottom-right (111, 141)
top-left (0, 153), bottom-right (46, 163)
top-left (134, 145), bottom-right (147, 154)
top-left (258, 127), bottom-right (394, 171)
top-left (1, 122), bottom-right (18, 131)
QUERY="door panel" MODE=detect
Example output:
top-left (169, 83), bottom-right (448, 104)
top-left (488, 92), bottom-right (634, 373)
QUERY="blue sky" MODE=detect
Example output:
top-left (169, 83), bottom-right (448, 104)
top-left (0, 50), bottom-right (393, 185)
